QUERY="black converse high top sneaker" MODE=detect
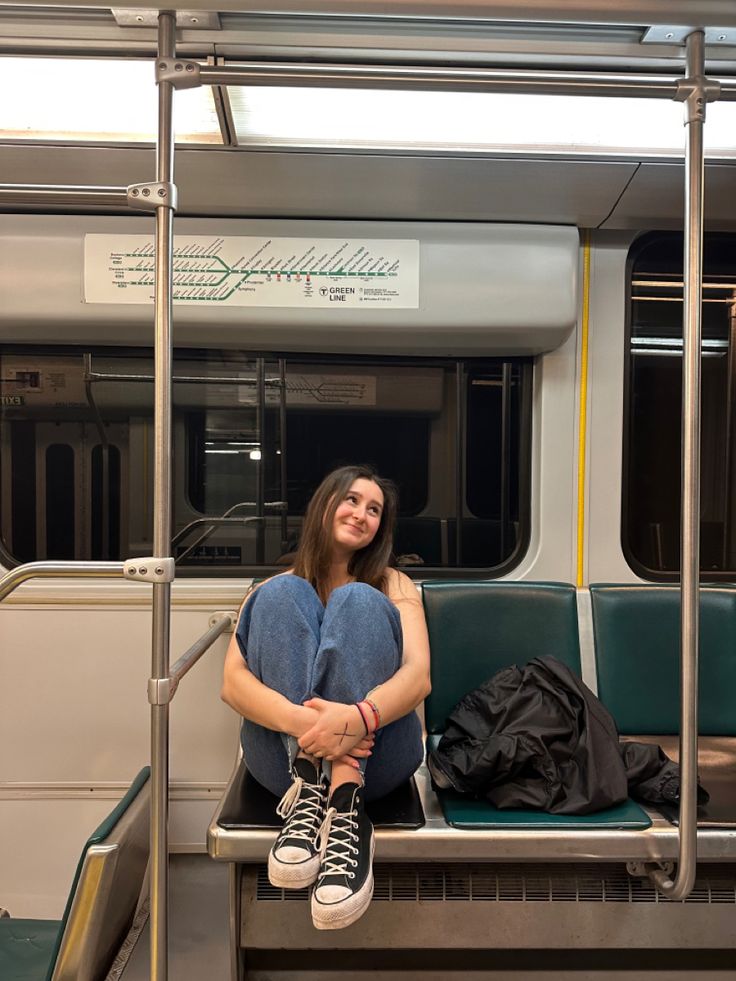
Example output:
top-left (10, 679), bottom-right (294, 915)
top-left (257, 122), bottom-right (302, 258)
top-left (311, 782), bottom-right (375, 930)
top-left (268, 758), bottom-right (328, 889)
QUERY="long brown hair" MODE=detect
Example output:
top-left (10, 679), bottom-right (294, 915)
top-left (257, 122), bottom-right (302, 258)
top-left (292, 464), bottom-right (398, 602)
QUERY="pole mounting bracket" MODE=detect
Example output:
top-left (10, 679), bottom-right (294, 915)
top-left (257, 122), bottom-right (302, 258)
top-left (209, 611), bottom-right (238, 632)
top-left (156, 57), bottom-right (202, 89)
top-left (626, 861), bottom-right (674, 878)
top-left (675, 74), bottom-right (721, 125)
top-left (127, 182), bottom-right (178, 212)
top-left (642, 26), bottom-right (736, 46)
top-left (112, 9), bottom-right (221, 30)
top-left (124, 557), bottom-right (176, 584)
top-left (148, 676), bottom-right (178, 705)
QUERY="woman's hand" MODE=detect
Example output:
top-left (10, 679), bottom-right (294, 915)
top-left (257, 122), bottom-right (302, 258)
top-left (290, 704), bottom-right (319, 738)
top-left (298, 697), bottom-right (370, 761)
top-left (336, 733), bottom-right (375, 770)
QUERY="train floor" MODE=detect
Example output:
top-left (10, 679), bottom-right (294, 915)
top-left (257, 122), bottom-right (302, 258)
top-left (122, 855), bottom-right (736, 980)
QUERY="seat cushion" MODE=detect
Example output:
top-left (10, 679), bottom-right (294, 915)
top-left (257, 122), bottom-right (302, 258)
top-left (0, 919), bottom-right (60, 981)
top-left (218, 761), bottom-right (424, 830)
top-left (426, 735), bottom-right (651, 829)
top-left (423, 581), bottom-right (580, 734)
top-left (438, 793), bottom-right (651, 830)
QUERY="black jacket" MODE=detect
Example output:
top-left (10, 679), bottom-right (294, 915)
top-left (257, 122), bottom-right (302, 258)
top-left (428, 656), bottom-right (705, 815)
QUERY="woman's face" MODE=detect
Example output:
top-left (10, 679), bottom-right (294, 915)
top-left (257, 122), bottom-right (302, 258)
top-left (331, 478), bottom-right (385, 555)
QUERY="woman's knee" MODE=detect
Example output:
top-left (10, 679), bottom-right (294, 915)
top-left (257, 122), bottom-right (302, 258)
top-left (246, 574), bottom-right (323, 624)
top-left (327, 581), bottom-right (399, 624)
top-left (239, 574), bottom-right (323, 679)
top-left (324, 581), bottom-right (402, 649)
top-left (256, 573), bottom-right (318, 604)
top-left (328, 580), bottom-right (383, 605)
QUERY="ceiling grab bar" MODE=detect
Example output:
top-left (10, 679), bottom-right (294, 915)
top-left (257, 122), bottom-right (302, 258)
top-left (645, 29), bottom-right (713, 902)
top-left (0, 185), bottom-right (129, 207)
top-left (195, 60), bottom-right (736, 101)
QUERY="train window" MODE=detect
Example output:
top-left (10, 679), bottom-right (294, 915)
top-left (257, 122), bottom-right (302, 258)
top-left (227, 84), bottom-right (736, 157)
top-left (0, 57), bottom-right (222, 144)
top-left (0, 349), bottom-right (531, 576)
top-left (624, 232), bottom-right (736, 580)
top-left (6, 56), bottom-right (736, 156)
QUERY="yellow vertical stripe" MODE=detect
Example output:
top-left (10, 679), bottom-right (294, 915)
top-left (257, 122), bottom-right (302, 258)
top-left (576, 231), bottom-right (592, 588)
top-left (143, 421), bottom-right (150, 537)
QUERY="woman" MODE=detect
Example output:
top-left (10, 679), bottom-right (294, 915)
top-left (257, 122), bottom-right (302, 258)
top-left (221, 464), bottom-right (431, 931)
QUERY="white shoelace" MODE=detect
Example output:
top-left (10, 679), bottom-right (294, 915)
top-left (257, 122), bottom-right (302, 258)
top-left (275, 777), bottom-right (325, 843)
top-left (316, 807), bottom-right (360, 880)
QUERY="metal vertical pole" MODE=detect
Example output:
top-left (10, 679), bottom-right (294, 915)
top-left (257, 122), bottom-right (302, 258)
top-left (83, 354), bottom-right (111, 560)
top-left (648, 28), bottom-right (707, 901)
top-left (499, 362), bottom-right (512, 560)
top-left (454, 362), bottom-right (465, 567)
top-left (278, 358), bottom-right (288, 555)
top-left (151, 11), bottom-right (176, 980)
top-left (255, 357), bottom-right (266, 564)
top-left (675, 28), bottom-right (705, 901)
top-left (723, 303), bottom-right (736, 568)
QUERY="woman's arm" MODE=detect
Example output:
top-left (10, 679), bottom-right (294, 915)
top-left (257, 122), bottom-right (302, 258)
top-left (363, 568), bottom-right (431, 726)
top-left (220, 579), bottom-right (317, 738)
top-left (222, 631), bottom-right (373, 768)
top-left (221, 636), bottom-right (317, 737)
top-left (299, 570), bottom-right (431, 754)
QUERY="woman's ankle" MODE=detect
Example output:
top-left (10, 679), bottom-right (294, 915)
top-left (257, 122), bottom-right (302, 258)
top-left (329, 759), bottom-right (363, 796)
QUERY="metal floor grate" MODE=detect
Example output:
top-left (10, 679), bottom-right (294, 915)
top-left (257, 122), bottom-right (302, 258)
top-left (255, 863), bottom-right (736, 904)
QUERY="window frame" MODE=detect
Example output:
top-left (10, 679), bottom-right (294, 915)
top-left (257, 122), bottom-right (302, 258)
top-left (622, 230), bottom-right (736, 582)
top-left (0, 343), bottom-right (533, 580)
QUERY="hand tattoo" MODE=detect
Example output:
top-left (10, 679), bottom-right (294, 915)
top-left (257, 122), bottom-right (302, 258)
top-left (334, 723), bottom-right (357, 745)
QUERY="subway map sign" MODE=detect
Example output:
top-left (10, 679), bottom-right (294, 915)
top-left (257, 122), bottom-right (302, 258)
top-left (84, 235), bottom-right (419, 308)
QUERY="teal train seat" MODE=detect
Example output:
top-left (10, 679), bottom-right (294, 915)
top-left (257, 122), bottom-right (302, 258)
top-left (422, 581), bottom-right (651, 830)
top-left (0, 767), bottom-right (150, 981)
top-left (590, 585), bottom-right (736, 734)
top-left (590, 585), bottom-right (736, 827)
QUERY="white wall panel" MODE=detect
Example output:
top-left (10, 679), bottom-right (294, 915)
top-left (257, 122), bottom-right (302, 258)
top-left (0, 214), bottom-right (578, 355)
top-left (0, 606), bottom-right (238, 783)
top-left (586, 230), bottom-right (641, 584)
top-left (511, 327), bottom-right (579, 583)
top-left (0, 604), bottom-right (240, 915)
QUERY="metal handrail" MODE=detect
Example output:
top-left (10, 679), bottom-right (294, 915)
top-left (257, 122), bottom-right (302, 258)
top-left (0, 561), bottom-right (125, 602)
top-left (171, 504), bottom-right (288, 548)
top-left (199, 60), bottom-right (736, 100)
top-left (172, 504), bottom-right (288, 565)
top-left (644, 29), bottom-right (707, 902)
top-left (0, 184), bottom-right (128, 207)
top-left (170, 615), bottom-right (234, 694)
top-left (173, 516), bottom-right (267, 564)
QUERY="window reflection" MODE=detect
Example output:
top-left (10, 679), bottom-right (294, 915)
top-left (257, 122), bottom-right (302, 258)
top-left (0, 349), bottom-right (531, 574)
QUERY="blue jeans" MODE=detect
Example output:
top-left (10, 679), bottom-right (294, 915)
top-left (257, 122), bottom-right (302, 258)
top-left (235, 575), bottom-right (424, 802)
